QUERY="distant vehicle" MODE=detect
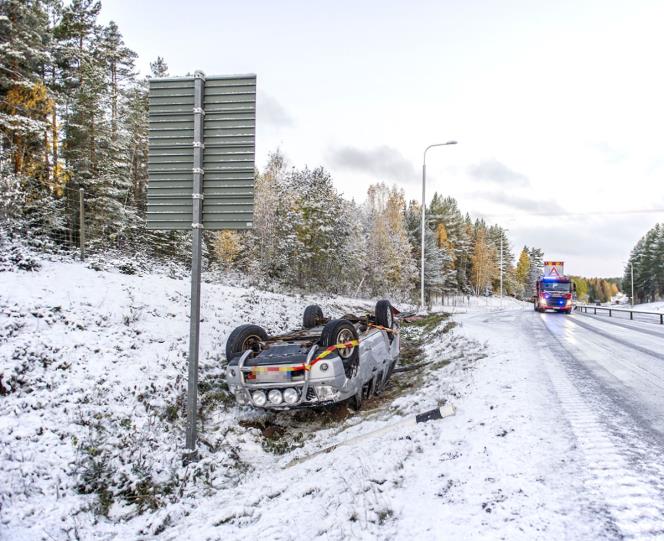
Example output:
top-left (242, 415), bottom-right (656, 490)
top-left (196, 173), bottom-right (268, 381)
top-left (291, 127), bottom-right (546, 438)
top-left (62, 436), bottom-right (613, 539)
top-left (534, 261), bottom-right (575, 314)
top-left (224, 300), bottom-right (400, 410)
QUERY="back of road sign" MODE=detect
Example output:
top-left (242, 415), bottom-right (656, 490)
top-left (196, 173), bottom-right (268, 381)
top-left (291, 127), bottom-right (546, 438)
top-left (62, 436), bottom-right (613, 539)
top-left (146, 74), bottom-right (256, 230)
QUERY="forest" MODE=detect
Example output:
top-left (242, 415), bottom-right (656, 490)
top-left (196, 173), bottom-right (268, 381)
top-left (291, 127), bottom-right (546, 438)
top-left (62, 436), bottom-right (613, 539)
top-left (1, 0), bottom-right (552, 302)
top-left (623, 223), bottom-right (664, 304)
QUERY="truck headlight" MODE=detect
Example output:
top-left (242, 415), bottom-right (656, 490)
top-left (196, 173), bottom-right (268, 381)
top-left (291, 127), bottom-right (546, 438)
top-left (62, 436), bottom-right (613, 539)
top-left (252, 390), bottom-right (267, 406)
top-left (268, 389), bottom-right (283, 405)
top-left (283, 388), bottom-right (298, 404)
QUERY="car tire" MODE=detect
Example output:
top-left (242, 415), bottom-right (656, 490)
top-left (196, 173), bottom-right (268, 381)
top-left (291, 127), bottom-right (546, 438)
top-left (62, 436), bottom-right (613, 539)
top-left (375, 299), bottom-right (394, 329)
top-left (320, 319), bottom-right (359, 378)
top-left (303, 304), bottom-right (324, 329)
top-left (225, 324), bottom-right (268, 362)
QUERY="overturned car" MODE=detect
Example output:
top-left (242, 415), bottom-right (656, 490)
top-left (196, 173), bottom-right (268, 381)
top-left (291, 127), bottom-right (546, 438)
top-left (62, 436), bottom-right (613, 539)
top-left (225, 300), bottom-right (400, 410)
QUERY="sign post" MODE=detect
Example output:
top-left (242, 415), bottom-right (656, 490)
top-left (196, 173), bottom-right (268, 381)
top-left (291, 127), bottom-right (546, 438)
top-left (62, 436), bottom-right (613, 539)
top-left (146, 71), bottom-right (257, 457)
top-left (185, 71), bottom-right (206, 453)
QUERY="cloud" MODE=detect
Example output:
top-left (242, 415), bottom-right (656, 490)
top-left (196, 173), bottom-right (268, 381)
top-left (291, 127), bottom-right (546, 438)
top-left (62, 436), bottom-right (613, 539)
top-left (508, 214), bottom-right (655, 276)
top-left (325, 145), bottom-right (418, 183)
top-left (472, 190), bottom-right (565, 214)
top-left (258, 93), bottom-right (294, 128)
top-left (468, 159), bottom-right (529, 187)
top-left (592, 141), bottom-right (627, 164)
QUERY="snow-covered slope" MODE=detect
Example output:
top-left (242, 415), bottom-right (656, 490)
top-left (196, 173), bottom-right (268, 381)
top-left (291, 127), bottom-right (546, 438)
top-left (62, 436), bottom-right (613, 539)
top-left (0, 253), bottom-right (480, 539)
top-left (7, 252), bottom-right (641, 540)
top-left (634, 300), bottom-right (664, 312)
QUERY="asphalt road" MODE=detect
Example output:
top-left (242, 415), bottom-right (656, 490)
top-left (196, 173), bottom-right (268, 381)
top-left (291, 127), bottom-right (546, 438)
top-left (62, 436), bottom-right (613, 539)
top-left (528, 308), bottom-right (664, 538)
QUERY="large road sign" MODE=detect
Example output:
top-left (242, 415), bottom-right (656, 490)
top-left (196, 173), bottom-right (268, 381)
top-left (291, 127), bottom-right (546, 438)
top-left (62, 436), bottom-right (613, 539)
top-left (146, 71), bottom-right (256, 458)
top-left (147, 73), bottom-right (256, 230)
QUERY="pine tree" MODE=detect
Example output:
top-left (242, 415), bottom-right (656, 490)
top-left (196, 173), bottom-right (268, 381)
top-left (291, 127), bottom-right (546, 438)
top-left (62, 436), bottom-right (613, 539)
top-left (515, 246), bottom-right (531, 298)
top-left (526, 247), bottom-right (544, 296)
top-left (428, 193), bottom-right (472, 292)
top-left (365, 183), bottom-right (416, 299)
top-left (0, 0), bottom-right (53, 178)
top-left (470, 226), bottom-right (497, 295)
top-left (149, 57), bottom-right (168, 78)
top-left (487, 225), bottom-right (514, 295)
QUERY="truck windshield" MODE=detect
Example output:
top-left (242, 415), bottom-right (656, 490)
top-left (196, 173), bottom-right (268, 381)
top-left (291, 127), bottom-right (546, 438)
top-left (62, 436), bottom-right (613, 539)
top-left (542, 281), bottom-right (571, 292)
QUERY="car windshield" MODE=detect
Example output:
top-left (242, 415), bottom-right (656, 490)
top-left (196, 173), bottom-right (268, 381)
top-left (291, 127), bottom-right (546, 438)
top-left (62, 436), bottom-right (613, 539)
top-left (542, 281), bottom-right (571, 292)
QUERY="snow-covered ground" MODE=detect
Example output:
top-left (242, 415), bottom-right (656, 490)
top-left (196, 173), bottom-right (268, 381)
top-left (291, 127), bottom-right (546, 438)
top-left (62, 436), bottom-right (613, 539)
top-left (634, 300), bottom-right (664, 313)
top-left (3, 250), bottom-right (664, 539)
top-left (0, 251), bottom-right (476, 539)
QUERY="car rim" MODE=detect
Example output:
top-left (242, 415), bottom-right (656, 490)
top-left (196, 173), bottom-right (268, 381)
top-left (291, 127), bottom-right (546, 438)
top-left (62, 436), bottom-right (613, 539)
top-left (336, 328), bottom-right (355, 358)
top-left (241, 334), bottom-right (261, 352)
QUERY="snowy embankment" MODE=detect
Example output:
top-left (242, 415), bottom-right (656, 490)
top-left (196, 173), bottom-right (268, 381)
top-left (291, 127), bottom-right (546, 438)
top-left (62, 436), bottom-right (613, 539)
top-left (3, 249), bottom-right (614, 539)
top-left (1, 250), bottom-right (480, 539)
top-left (633, 301), bottom-right (664, 313)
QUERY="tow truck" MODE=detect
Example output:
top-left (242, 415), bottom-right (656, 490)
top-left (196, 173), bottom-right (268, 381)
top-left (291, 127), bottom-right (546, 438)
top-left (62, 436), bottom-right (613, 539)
top-left (534, 261), bottom-right (575, 314)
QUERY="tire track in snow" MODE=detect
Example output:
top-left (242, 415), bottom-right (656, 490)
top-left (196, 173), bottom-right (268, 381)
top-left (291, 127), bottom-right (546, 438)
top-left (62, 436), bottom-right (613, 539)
top-left (529, 315), bottom-right (664, 539)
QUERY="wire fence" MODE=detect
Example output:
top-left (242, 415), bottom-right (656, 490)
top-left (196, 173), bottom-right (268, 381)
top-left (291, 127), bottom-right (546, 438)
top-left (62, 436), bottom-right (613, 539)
top-left (0, 182), bottom-right (137, 261)
top-left (0, 185), bottom-right (85, 259)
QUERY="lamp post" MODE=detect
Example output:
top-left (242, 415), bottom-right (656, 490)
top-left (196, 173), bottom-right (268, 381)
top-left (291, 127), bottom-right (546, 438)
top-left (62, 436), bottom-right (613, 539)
top-left (495, 237), bottom-right (504, 309)
top-left (421, 141), bottom-right (457, 309)
top-left (629, 262), bottom-right (634, 306)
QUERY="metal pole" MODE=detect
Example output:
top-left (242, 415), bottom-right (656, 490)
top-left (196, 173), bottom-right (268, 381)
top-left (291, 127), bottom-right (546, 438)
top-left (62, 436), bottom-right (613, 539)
top-left (500, 236), bottom-right (503, 299)
top-left (420, 141), bottom-right (457, 310)
top-left (185, 70), bottom-right (206, 458)
top-left (630, 263), bottom-right (634, 307)
top-left (420, 161), bottom-right (426, 309)
top-left (79, 188), bottom-right (85, 260)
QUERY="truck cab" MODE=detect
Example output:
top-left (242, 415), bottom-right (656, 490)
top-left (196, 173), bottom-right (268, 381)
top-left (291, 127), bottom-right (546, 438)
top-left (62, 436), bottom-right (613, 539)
top-left (534, 261), bottom-right (575, 314)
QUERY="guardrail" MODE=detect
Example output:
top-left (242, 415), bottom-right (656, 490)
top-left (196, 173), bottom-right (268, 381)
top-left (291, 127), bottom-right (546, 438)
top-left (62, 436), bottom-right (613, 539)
top-left (574, 304), bottom-right (664, 324)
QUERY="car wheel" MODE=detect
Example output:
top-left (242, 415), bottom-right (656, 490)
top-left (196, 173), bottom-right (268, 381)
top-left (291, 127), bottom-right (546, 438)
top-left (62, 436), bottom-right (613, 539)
top-left (320, 319), bottom-right (359, 378)
top-left (303, 304), bottom-right (324, 328)
top-left (225, 324), bottom-right (268, 362)
top-left (375, 299), bottom-right (394, 329)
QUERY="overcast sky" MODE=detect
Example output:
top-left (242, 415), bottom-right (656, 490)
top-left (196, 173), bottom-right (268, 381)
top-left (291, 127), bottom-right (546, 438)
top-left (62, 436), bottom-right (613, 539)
top-left (100, 0), bottom-right (664, 277)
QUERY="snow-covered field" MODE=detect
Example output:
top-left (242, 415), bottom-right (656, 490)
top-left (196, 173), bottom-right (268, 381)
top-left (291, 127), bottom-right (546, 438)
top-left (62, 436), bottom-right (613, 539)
top-left (3, 248), bottom-right (664, 540)
top-left (0, 250), bottom-right (479, 539)
top-left (634, 301), bottom-right (664, 313)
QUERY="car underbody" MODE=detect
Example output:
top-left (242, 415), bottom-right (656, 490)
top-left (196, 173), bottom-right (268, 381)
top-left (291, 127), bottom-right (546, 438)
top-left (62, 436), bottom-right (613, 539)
top-left (225, 301), bottom-right (401, 410)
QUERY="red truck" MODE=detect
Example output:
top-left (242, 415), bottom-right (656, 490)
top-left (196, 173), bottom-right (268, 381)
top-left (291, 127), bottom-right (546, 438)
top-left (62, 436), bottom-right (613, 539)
top-left (534, 261), bottom-right (574, 314)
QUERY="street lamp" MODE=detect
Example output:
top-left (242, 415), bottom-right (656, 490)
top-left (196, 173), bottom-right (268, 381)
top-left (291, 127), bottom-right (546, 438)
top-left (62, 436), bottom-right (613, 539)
top-left (421, 141), bottom-right (458, 309)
